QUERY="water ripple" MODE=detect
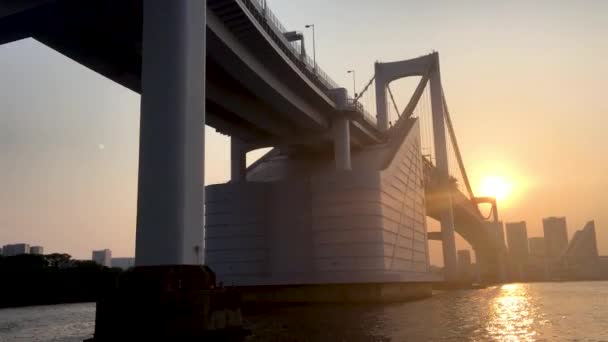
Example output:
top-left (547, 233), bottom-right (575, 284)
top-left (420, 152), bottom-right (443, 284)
top-left (1, 282), bottom-right (608, 341)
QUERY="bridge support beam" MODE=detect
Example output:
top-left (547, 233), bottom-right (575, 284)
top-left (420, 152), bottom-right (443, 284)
top-left (93, 1), bottom-right (213, 340)
top-left (333, 117), bottom-right (352, 170)
top-left (328, 88), bottom-right (351, 170)
top-left (231, 137), bottom-right (247, 182)
top-left (429, 53), bottom-right (458, 283)
top-left (135, 0), bottom-right (206, 267)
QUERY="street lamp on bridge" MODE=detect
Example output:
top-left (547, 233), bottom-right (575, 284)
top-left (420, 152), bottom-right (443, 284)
top-left (347, 69), bottom-right (357, 98)
top-left (305, 24), bottom-right (316, 73)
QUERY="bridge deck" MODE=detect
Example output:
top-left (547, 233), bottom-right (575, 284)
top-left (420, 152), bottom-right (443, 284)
top-left (0, 0), bottom-right (382, 149)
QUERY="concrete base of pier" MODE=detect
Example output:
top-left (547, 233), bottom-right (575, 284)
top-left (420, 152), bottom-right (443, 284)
top-left (90, 265), bottom-right (247, 341)
top-left (238, 282), bottom-right (433, 303)
top-left (207, 121), bottom-right (436, 289)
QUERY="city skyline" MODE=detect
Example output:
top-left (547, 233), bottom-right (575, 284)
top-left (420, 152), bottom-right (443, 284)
top-left (1, 0), bottom-right (607, 262)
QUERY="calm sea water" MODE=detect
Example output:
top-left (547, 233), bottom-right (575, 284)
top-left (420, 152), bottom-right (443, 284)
top-left (1, 282), bottom-right (607, 341)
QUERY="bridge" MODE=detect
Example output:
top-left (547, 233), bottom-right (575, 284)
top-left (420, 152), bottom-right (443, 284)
top-left (0, 0), bottom-right (507, 338)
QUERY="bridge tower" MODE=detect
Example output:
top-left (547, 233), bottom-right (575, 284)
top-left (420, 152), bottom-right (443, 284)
top-left (375, 53), bottom-right (459, 282)
top-left (428, 53), bottom-right (459, 283)
top-left (94, 1), bottom-right (212, 339)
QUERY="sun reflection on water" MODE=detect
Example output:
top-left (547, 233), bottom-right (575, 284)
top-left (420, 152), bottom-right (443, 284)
top-left (486, 284), bottom-right (541, 341)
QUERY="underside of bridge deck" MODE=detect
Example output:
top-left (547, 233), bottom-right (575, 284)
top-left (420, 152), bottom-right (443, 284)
top-left (0, 0), bottom-right (382, 151)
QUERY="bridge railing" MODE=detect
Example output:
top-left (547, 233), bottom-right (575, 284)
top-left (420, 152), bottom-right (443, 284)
top-left (245, 0), bottom-right (341, 93)
top-left (345, 98), bottom-right (378, 125)
top-left (242, 0), bottom-right (384, 127)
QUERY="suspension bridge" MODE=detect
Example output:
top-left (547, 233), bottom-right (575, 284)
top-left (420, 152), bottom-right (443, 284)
top-left (0, 0), bottom-right (508, 338)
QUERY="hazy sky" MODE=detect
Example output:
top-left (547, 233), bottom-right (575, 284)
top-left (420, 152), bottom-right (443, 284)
top-left (1, 0), bottom-right (606, 264)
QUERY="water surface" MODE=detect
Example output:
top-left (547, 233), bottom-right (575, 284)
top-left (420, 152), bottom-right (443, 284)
top-left (1, 282), bottom-right (607, 341)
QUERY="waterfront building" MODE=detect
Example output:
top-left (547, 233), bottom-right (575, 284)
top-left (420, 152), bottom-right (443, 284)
top-left (543, 216), bottom-right (569, 277)
top-left (505, 221), bottom-right (529, 280)
top-left (561, 221), bottom-right (599, 279)
top-left (92, 249), bottom-right (112, 267)
top-left (30, 246), bottom-right (44, 255)
top-left (543, 217), bottom-right (569, 260)
top-left (2, 243), bottom-right (30, 256)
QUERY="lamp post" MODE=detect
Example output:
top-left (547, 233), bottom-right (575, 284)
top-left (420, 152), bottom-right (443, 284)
top-left (305, 24), bottom-right (316, 73)
top-left (347, 70), bottom-right (357, 98)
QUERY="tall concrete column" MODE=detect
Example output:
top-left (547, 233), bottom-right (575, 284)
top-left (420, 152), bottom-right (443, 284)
top-left (429, 53), bottom-right (458, 282)
top-left (231, 137), bottom-right (247, 182)
top-left (374, 63), bottom-right (389, 132)
top-left (333, 117), bottom-right (351, 170)
top-left (93, 2), bottom-right (213, 340)
top-left (135, 0), bottom-right (206, 266)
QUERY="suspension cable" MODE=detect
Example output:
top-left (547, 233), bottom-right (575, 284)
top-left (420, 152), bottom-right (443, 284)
top-left (441, 86), bottom-right (475, 201)
top-left (353, 75), bottom-right (375, 102)
top-left (387, 84), bottom-right (400, 120)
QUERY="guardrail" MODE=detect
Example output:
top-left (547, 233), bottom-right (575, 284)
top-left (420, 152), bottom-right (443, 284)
top-left (240, 0), bottom-right (380, 128)
top-left (245, 0), bottom-right (341, 92)
top-left (346, 99), bottom-right (377, 125)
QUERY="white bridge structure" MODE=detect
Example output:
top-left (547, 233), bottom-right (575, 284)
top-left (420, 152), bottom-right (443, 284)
top-left (0, 0), bottom-right (508, 337)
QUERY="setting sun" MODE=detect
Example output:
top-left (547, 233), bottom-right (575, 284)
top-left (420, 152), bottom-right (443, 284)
top-left (479, 175), bottom-right (512, 201)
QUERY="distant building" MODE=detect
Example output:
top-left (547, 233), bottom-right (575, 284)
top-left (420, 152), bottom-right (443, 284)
top-left (92, 249), bottom-right (112, 267)
top-left (2, 243), bottom-right (30, 256)
top-left (528, 237), bottom-right (548, 280)
top-left (457, 250), bottom-right (473, 281)
top-left (561, 221), bottom-right (599, 279)
top-left (484, 220), bottom-right (508, 281)
top-left (543, 217), bottom-right (569, 260)
top-left (543, 216), bottom-right (569, 277)
top-left (506, 221), bottom-right (529, 280)
top-left (598, 257), bottom-right (608, 279)
top-left (111, 257), bottom-right (135, 270)
top-left (30, 246), bottom-right (44, 255)
top-left (528, 237), bottom-right (545, 256)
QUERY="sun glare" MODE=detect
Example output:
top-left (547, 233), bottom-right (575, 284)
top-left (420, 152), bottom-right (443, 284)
top-left (479, 175), bottom-right (512, 201)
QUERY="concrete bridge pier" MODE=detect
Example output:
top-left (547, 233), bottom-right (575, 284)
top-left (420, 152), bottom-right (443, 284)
top-left (92, 1), bottom-right (213, 340)
top-left (333, 117), bottom-right (352, 170)
top-left (330, 88), bottom-right (352, 170)
top-left (429, 55), bottom-right (458, 283)
top-left (231, 137), bottom-right (247, 181)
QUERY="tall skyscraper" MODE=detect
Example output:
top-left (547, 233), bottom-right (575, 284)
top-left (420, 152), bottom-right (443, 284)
top-left (92, 249), bottom-right (112, 268)
top-left (505, 221), bottom-right (529, 280)
top-left (543, 217), bottom-right (569, 261)
top-left (561, 221), bottom-right (599, 279)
